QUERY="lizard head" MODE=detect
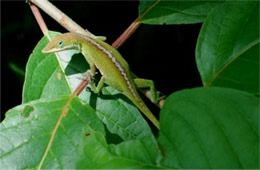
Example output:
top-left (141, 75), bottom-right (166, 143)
top-left (42, 33), bottom-right (81, 53)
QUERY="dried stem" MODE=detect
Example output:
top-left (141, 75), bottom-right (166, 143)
top-left (28, 0), bottom-right (97, 39)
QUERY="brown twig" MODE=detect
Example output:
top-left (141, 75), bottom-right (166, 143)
top-left (27, 0), bottom-right (98, 39)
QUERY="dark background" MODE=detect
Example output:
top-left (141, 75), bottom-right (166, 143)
top-left (1, 1), bottom-right (202, 121)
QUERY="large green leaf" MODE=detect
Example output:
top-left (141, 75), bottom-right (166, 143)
top-left (0, 97), bottom-right (161, 169)
top-left (159, 87), bottom-right (259, 169)
top-left (139, 0), bottom-right (223, 24)
top-left (196, 1), bottom-right (259, 94)
top-left (0, 97), bottom-right (105, 169)
top-left (22, 31), bottom-right (153, 140)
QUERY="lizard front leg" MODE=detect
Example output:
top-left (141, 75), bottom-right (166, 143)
top-left (89, 76), bottom-right (105, 94)
top-left (85, 61), bottom-right (104, 94)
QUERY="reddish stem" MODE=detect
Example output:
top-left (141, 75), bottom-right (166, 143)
top-left (111, 0), bottom-right (159, 48)
top-left (112, 17), bottom-right (141, 48)
top-left (28, 2), bottom-right (48, 36)
top-left (74, 74), bottom-right (91, 96)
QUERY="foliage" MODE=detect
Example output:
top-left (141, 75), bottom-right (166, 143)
top-left (1, 0), bottom-right (259, 169)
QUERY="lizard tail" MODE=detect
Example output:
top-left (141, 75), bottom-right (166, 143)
top-left (135, 100), bottom-right (160, 129)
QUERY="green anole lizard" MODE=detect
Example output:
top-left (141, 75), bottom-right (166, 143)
top-left (42, 32), bottom-right (160, 129)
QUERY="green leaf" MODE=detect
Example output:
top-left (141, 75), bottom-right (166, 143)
top-left (139, 0), bottom-right (224, 25)
top-left (0, 97), bottom-right (105, 169)
top-left (94, 86), bottom-right (153, 140)
top-left (22, 31), bottom-right (153, 140)
top-left (159, 87), bottom-right (259, 169)
top-left (196, 1), bottom-right (259, 94)
top-left (109, 135), bottom-right (162, 166)
top-left (77, 131), bottom-right (162, 168)
top-left (1, 95), bottom-right (161, 168)
top-left (22, 31), bottom-right (72, 103)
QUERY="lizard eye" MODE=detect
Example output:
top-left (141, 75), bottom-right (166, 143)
top-left (58, 41), bottom-right (64, 48)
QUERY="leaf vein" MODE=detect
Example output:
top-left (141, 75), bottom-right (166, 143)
top-left (174, 110), bottom-right (212, 168)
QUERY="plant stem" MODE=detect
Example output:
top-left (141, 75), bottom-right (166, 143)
top-left (112, 17), bottom-right (141, 48)
top-left (27, 0), bottom-right (97, 39)
top-left (74, 73), bottom-right (92, 96)
top-left (28, 2), bottom-right (49, 38)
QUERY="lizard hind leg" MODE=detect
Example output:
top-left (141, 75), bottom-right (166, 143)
top-left (133, 78), bottom-right (160, 104)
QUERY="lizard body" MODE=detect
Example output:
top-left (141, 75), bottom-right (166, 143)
top-left (42, 32), bottom-right (159, 129)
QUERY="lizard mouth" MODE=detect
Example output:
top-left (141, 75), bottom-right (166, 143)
top-left (42, 44), bottom-right (80, 53)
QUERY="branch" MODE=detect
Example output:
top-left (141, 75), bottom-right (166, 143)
top-left (28, 0), bottom-right (98, 39)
